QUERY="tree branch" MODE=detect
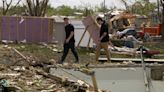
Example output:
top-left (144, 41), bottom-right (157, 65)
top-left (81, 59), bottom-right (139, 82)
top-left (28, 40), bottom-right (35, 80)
top-left (3, 0), bottom-right (12, 15)
top-left (13, 0), bottom-right (21, 9)
top-left (26, 0), bottom-right (34, 16)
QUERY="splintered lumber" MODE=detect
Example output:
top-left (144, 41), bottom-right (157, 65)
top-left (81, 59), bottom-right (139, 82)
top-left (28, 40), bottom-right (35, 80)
top-left (35, 69), bottom-right (63, 83)
top-left (11, 47), bottom-right (32, 66)
top-left (11, 48), bottom-right (30, 64)
top-left (12, 48), bottom-right (27, 60)
top-left (0, 73), bottom-right (21, 76)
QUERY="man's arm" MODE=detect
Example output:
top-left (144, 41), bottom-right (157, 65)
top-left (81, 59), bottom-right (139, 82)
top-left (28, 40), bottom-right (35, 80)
top-left (66, 31), bottom-right (74, 43)
top-left (100, 24), bottom-right (108, 40)
top-left (100, 32), bottom-right (107, 40)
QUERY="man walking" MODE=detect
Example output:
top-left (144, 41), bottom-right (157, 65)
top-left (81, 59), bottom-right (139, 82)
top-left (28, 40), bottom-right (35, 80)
top-left (96, 17), bottom-right (111, 62)
top-left (59, 17), bottom-right (79, 64)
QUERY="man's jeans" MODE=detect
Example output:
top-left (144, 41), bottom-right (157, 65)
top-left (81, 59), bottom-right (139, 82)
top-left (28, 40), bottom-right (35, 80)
top-left (60, 42), bottom-right (79, 63)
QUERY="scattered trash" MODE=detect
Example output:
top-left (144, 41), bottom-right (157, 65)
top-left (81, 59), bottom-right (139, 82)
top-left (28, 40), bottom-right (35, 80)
top-left (13, 66), bottom-right (26, 71)
top-left (0, 73), bottom-right (21, 76)
top-left (0, 79), bottom-right (8, 87)
top-left (2, 40), bottom-right (13, 44)
top-left (20, 46), bottom-right (25, 49)
top-left (49, 59), bottom-right (57, 64)
top-left (122, 61), bottom-right (128, 64)
top-left (89, 53), bottom-right (95, 56)
top-left (20, 39), bottom-right (27, 43)
top-left (41, 43), bottom-right (48, 46)
top-left (121, 68), bottom-right (137, 71)
top-left (19, 17), bottom-right (25, 24)
top-left (77, 80), bottom-right (85, 86)
top-left (122, 60), bottom-right (135, 65)
top-left (52, 48), bottom-right (58, 52)
top-left (41, 90), bottom-right (56, 92)
top-left (3, 45), bottom-right (8, 48)
top-left (52, 45), bottom-right (57, 48)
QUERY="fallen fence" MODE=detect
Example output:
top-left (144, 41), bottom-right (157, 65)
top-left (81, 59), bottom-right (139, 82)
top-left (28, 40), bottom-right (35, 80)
top-left (0, 16), bottom-right (54, 43)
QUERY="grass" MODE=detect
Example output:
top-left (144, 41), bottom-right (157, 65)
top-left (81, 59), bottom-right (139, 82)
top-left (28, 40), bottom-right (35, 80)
top-left (1, 42), bottom-right (163, 64)
top-left (9, 44), bottom-right (58, 62)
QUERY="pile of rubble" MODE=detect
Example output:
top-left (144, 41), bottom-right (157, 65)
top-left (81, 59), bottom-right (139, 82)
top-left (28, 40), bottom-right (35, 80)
top-left (0, 65), bottom-right (65, 92)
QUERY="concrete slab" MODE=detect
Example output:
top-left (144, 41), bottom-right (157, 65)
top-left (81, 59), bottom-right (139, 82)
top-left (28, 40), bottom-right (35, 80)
top-left (50, 67), bottom-right (146, 92)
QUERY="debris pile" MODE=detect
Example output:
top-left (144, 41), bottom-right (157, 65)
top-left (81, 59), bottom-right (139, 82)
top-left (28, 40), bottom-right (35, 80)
top-left (0, 45), bottom-right (92, 92)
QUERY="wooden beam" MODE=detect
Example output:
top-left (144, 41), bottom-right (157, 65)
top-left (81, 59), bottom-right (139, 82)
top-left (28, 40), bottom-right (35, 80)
top-left (77, 26), bottom-right (88, 48)
top-left (87, 35), bottom-right (91, 49)
top-left (91, 72), bottom-right (99, 92)
top-left (11, 47), bottom-right (31, 65)
top-left (99, 58), bottom-right (164, 63)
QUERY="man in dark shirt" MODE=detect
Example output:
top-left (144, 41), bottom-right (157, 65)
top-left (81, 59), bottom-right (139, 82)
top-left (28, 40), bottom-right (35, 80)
top-left (96, 17), bottom-right (111, 62)
top-left (59, 17), bottom-right (79, 64)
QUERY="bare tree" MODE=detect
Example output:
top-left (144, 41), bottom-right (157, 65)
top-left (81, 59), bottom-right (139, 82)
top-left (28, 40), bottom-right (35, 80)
top-left (25, 0), bottom-right (49, 16)
top-left (157, 0), bottom-right (161, 22)
top-left (120, 0), bottom-right (129, 11)
top-left (1, 0), bottom-right (21, 15)
top-left (160, 0), bottom-right (164, 23)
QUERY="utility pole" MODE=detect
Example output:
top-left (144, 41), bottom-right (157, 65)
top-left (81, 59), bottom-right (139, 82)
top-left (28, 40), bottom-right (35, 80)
top-left (160, 0), bottom-right (164, 41)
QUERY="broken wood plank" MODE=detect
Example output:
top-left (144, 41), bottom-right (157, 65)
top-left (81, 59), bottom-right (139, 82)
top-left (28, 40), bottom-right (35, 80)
top-left (11, 47), bottom-right (31, 65)
top-left (77, 26), bottom-right (88, 48)
top-left (11, 48), bottom-right (27, 60)
top-left (35, 69), bottom-right (63, 83)
top-left (0, 73), bottom-right (21, 76)
top-left (99, 58), bottom-right (164, 63)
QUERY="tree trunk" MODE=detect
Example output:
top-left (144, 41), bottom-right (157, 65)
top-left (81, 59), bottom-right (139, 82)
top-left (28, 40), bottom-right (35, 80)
top-left (26, 0), bottom-right (49, 16)
top-left (1, 0), bottom-right (21, 15)
top-left (161, 7), bottom-right (164, 40)
top-left (157, 0), bottom-right (161, 22)
top-left (121, 0), bottom-right (129, 12)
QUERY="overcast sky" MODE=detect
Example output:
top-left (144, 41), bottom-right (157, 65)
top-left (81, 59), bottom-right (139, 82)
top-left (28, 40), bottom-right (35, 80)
top-left (2, 0), bottom-right (157, 9)
top-left (48, 0), bottom-right (157, 9)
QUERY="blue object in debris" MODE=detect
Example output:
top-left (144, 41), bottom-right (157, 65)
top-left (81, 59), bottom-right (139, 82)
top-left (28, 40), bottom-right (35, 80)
top-left (0, 80), bottom-right (8, 87)
top-left (124, 41), bottom-right (134, 48)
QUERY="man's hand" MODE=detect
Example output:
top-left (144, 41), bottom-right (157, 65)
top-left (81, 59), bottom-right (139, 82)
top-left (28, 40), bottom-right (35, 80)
top-left (65, 39), bottom-right (69, 43)
top-left (98, 38), bottom-right (101, 42)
